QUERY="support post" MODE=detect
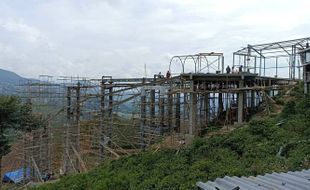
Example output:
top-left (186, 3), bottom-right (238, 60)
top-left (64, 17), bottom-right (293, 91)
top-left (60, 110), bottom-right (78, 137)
top-left (168, 89), bottom-right (173, 133)
top-left (159, 89), bottom-right (165, 135)
top-left (140, 88), bottom-right (146, 149)
top-left (107, 83), bottom-right (113, 147)
top-left (150, 89), bottom-right (155, 127)
top-left (205, 92), bottom-right (209, 126)
top-left (64, 87), bottom-right (71, 173)
top-left (237, 80), bottom-right (244, 124)
top-left (75, 82), bottom-right (81, 171)
top-left (254, 56), bottom-right (257, 74)
top-left (276, 57), bottom-right (278, 78)
top-left (218, 93), bottom-right (223, 117)
top-left (189, 81), bottom-right (197, 135)
top-left (175, 93), bottom-right (181, 132)
top-left (259, 52), bottom-right (262, 76)
top-left (100, 80), bottom-right (105, 160)
top-left (251, 90), bottom-right (256, 113)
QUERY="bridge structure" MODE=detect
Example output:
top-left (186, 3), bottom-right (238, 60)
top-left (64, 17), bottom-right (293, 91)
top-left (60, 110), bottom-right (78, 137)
top-left (4, 37), bottom-right (307, 182)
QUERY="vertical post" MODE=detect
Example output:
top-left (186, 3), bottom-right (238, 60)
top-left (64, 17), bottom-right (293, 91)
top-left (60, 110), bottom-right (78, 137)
top-left (221, 55), bottom-right (224, 74)
top-left (183, 92), bottom-right (187, 120)
top-left (66, 87), bottom-right (71, 121)
top-left (259, 51), bottom-right (262, 76)
top-left (263, 57), bottom-right (266, 76)
top-left (75, 82), bottom-right (81, 171)
top-left (23, 135), bottom-right (27, 183)
top-left (140, 88), bottom-right (146, 149)
top-left (100, 80), bottom-right (105, 160)
top-left (233, 53), bottom-right (235, 68)
top-left (189, 80), bottom-right (197, 135)
top-left (47, 123), bottom-right (51, 175)
top-left (31, 132), bottom-right (35, 180)
top-left (175, 92), bottom-right (181, 132)
top-left (168, 89), bottom-right (173, 133)
top-left (237, 79), bottom-right (244, 124)
top-left (204, 91), bottom-right (209, 127)
top-left (298, 59), bottom-right (301, 80)
top-left (218, 92), bottom-right (223, 117)
top-left (159, 88), bottom-right (165, 135)
top-left (247, 45), bottom-right (251, 71)
top-left (303, 53), bottom-right (307, 93)
top-left (254, 56), bottom-right (257, 74)
top-left (251, 90), bottom-right (256, 113)
top-left (107, 83), bottom-right (113, 147)
top-left (150, 89), bottom-right (155, 127)
top-left (244, 55), bottom-right (246, 70)
top-left (276, 57), bottom-right (278, 78)
top-left (64, 87), bottom-right (71, 173)
top-left (291, 45), bottom-right (296, 79)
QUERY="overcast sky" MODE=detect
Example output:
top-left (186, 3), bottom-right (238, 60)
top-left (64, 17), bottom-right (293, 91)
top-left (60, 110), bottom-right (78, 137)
top-left (0, 0), bottom-right (309, 79)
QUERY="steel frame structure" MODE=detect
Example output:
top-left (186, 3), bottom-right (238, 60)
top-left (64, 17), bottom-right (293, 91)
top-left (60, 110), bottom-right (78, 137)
top-left (233, 37), bottom-right (310, 79)
top-left (169, 52), bottom-right (224, 75)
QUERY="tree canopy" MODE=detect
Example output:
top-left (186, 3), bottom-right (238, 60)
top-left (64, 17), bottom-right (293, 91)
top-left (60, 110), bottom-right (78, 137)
top-left (0, 96), bottom-right (42, 157)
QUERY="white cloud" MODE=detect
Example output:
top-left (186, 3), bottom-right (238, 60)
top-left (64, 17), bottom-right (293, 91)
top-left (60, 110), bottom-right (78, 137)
top-left (0, 0), bottom-right (309, 79)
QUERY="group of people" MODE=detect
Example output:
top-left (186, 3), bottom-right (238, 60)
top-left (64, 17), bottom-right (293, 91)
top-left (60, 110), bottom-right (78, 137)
top-left (226, 65), bottom-right (243, 74)
top-left (159, 66), bottom-right (245, 77)
top-left (158, 70), bottom-right (171, 79)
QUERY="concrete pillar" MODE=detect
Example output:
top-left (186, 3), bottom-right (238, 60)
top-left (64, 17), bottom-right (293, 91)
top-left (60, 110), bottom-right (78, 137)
top-left (183, 92), bottom-right (187, 120)
top-left (189, 81), bottom-right (197, 135)
top-left (204, 93), bottom-right (209, 127)
top-left (218, 93), bottom-right (223, 117)
top-left (251, 90), bottom-right (255, 113)
top-left (237, 80), bottom-right (244, 124)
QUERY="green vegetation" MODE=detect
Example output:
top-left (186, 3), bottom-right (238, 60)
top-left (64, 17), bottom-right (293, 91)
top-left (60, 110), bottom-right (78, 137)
top-left (0, 96), bottom-right (44, 188)
top-left (32, 86), bottom-right (310, 190)
top-left (0, 96), bottom-right (42, 156)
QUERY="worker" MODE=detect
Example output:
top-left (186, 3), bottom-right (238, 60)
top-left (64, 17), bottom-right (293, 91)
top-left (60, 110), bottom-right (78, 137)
top-left (226, 65), bottom-right (231, 74)
top-left (166, 70), bottom-right (171, 78)
top-left (158, 72), bottom-right (164, 79)
top-left (239, 65), bottom-right (243, 73)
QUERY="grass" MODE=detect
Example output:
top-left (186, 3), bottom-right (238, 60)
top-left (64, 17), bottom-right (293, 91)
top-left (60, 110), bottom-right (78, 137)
top-left (30, 85), bottom-right (310, 190)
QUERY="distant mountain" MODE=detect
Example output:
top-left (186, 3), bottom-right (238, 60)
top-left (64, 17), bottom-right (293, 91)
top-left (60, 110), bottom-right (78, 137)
top-left (0, 69), bottom-right (28, 95)
top-left (0, 69), bottom-right (25, 84)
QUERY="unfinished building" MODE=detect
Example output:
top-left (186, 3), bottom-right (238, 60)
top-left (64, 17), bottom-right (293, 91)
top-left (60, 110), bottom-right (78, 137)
top-left (2, 37), bottom-right (309, 182)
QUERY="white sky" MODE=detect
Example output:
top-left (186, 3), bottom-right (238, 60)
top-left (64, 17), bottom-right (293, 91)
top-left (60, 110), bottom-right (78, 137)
top-left (0, 0), bottom-right (309, 78)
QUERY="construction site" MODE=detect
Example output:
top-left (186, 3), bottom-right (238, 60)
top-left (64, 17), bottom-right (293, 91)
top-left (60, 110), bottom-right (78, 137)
top-left (2, 37), bottom-right (310, 184)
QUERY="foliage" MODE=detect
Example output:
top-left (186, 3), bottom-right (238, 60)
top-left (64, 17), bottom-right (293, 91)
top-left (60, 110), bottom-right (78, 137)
top-left (32, 88), bottom-right (310, 190)
top-left (0, 96), bottom-right (43, 157)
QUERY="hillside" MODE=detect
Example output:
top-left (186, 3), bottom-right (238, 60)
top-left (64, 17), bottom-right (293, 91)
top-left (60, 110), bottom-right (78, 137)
top-left (30, 85), bottom-right (310, 190)
top-left (0, 69), bottom-right (25, 84)
top-left (0, 69), bottom-right (27, 94)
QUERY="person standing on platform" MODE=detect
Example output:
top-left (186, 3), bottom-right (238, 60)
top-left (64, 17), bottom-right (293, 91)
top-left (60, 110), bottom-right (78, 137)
top-left (166, 70), bottom-right (171, 78)
top-left (226, 65), bottom-right (231, 74)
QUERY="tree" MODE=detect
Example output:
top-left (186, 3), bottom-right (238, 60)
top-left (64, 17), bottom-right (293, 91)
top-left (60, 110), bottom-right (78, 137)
top-left (0, 96), bottom-right (42, 188)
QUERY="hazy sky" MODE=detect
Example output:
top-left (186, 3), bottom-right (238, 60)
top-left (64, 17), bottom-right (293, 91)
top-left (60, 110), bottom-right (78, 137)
top-left (0, 0), bottom-right (309, 79)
